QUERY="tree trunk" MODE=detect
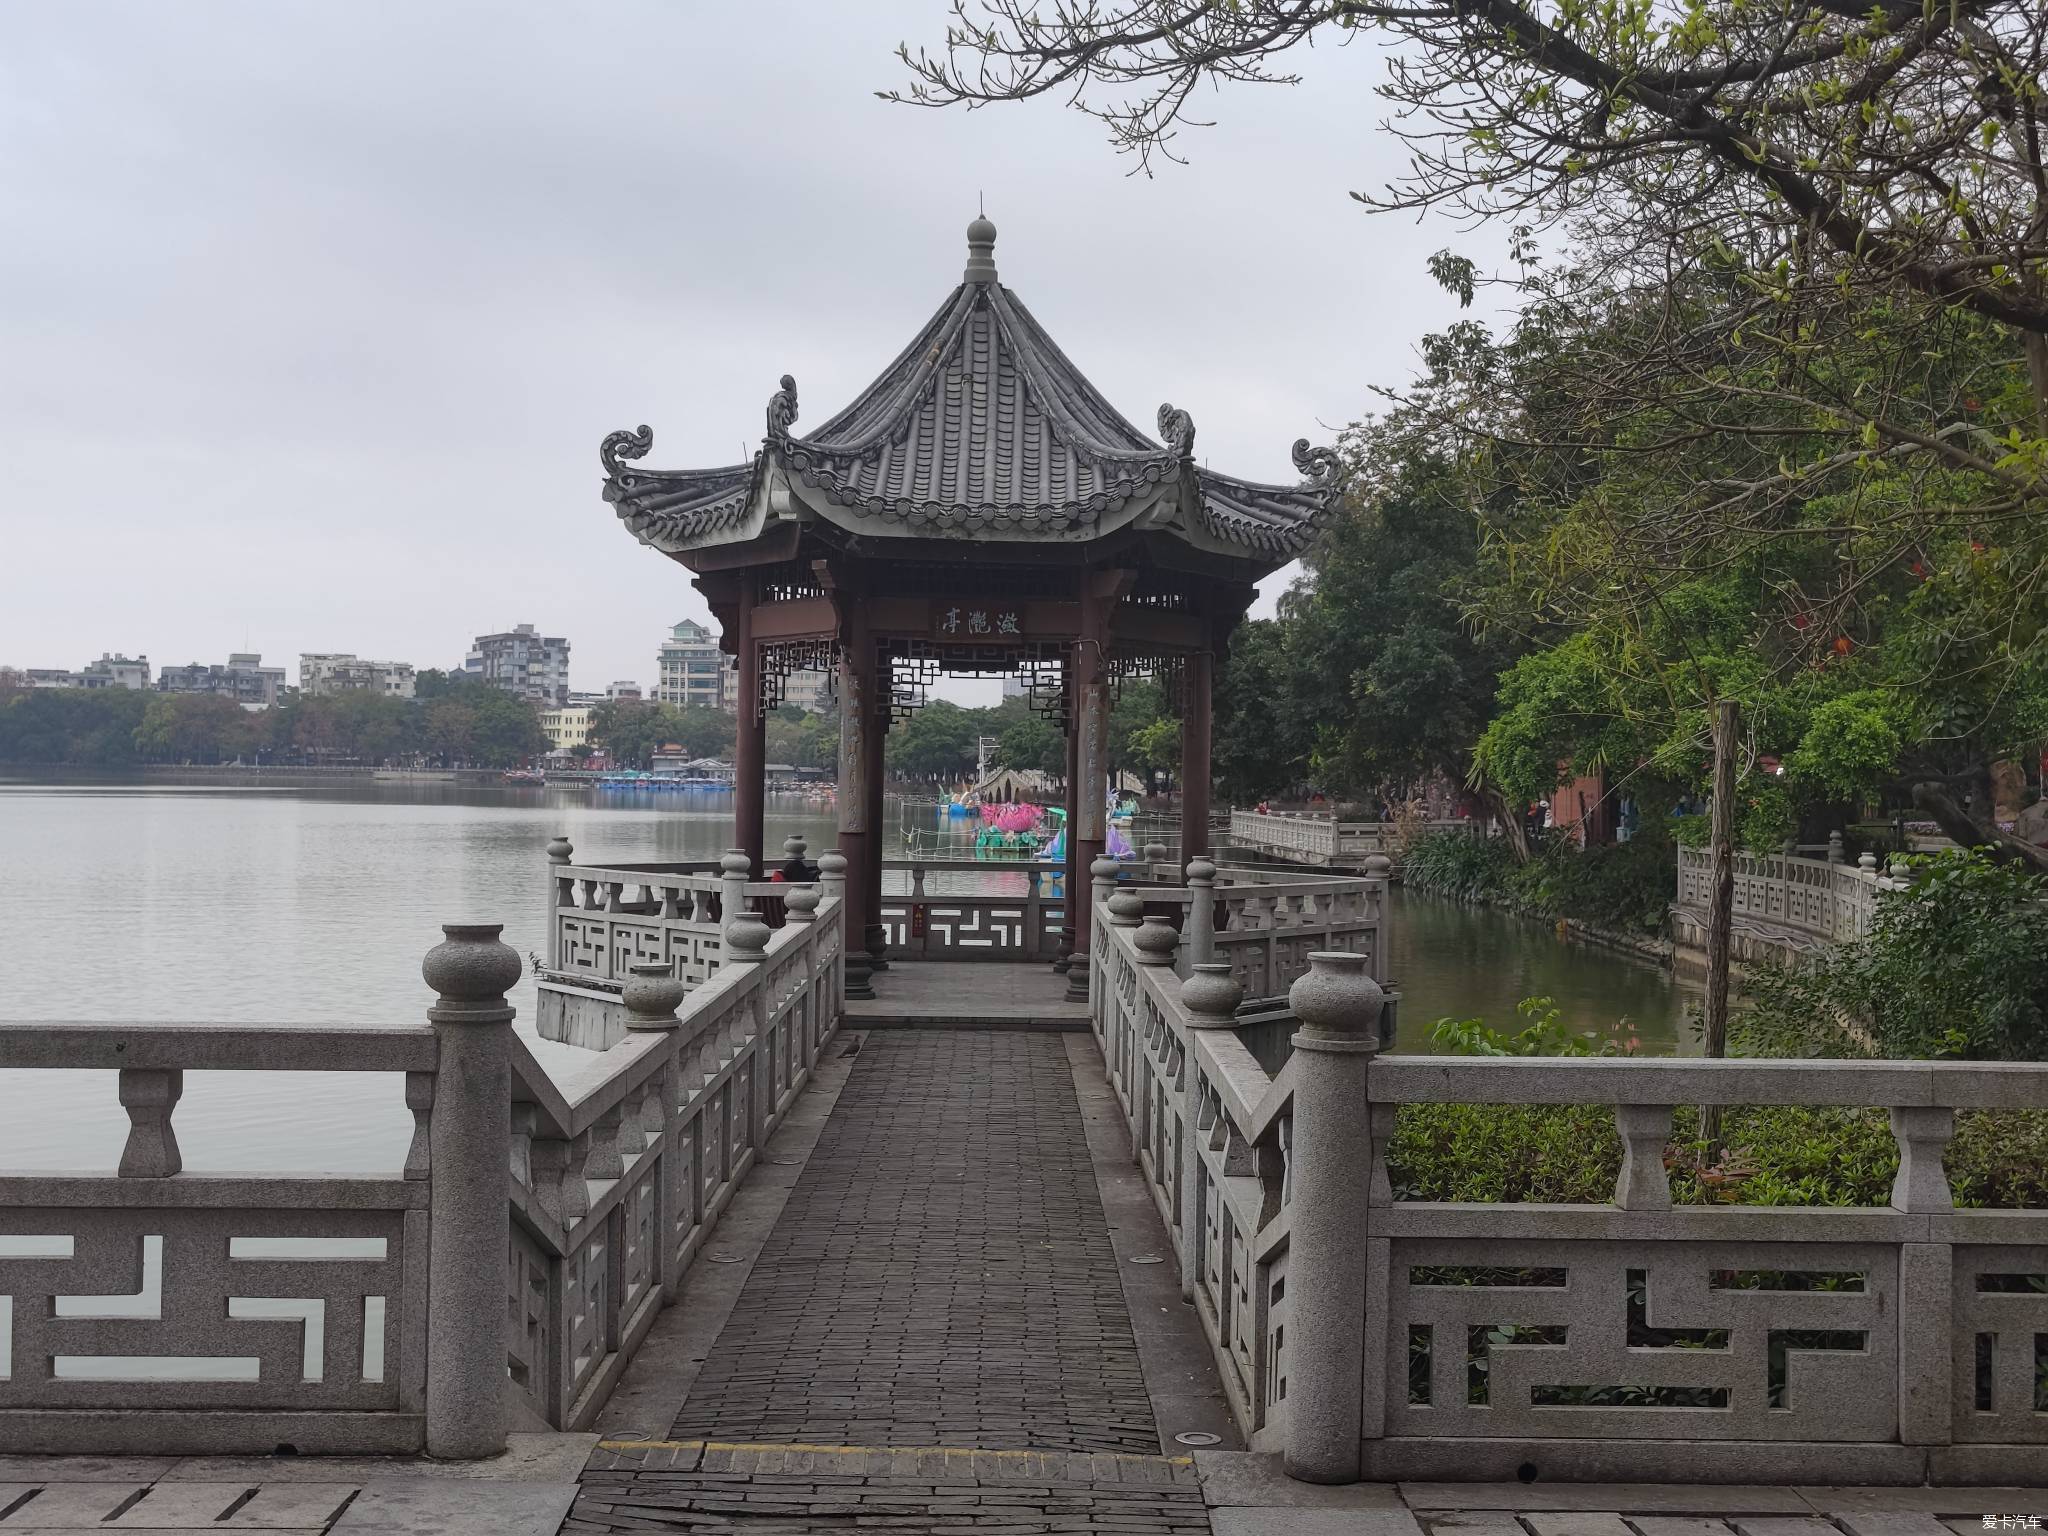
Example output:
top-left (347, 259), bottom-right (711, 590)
top-left (1910, 778), bottom-right (2048, 872)
top-left (1478, 784), bottom-right (1531, 863)
top-left (1700, 698), bottom-right (1739, 1161)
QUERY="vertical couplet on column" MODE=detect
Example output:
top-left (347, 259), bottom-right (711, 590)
top-left (863, 646), bottom-right (889, 973)
top-left (1056, 648), bottom-right (1080, 972)
top-left (733, 571), bottom-right (766, 876)
top-left (1180, 645), bottom-right (1213, 861)
top-left (837, 621), bottom-right (875, 1000)
top-left (1067, 575), bottom-right (1112, 1002)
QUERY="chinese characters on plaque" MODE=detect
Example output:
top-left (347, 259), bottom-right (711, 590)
top-left (933, 605), bottom-right (1022, 639)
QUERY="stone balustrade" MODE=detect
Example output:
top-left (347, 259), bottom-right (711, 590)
top-left (876, 857), bottom-right (1068, 962)
top-left (1104, 857), bottom-right (1390, 1002)
top-left (1091, 897), bottom-right (2048, 1487)
top-left (0, 880), bottom-right (847, 1458)
top-left (1673, 844), bottom-right (1902, 964)
top-left (1229, 808), bottom-right (1486, 867)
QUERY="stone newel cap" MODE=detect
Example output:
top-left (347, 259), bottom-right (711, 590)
top-left (965, 214), bottom-right (997, 283)
top-left (423, 923), bottom-right (521, 1022)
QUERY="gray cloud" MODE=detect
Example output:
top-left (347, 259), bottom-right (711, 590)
top-left (0, 2), bottom-right (1501, 699)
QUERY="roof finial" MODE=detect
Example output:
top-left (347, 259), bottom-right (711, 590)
top-left (965, 209), bottom-right (998, 284)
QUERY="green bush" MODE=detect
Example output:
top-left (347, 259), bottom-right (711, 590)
top-left (1398, 989), bottom-right (2048, 1208)
top-left (1402, 827), bottom-right (1674, 936)
top-left (1740, 849), bottom-right (2048, 1061)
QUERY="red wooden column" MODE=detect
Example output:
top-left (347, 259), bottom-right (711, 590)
top-left (1180, 645), bottom-right (1214, 860)
top-left (1055, 649), bottom-right (1079, 972)
top-left (1065, 578), bottom-right (1113, 1002)
top-left (862, 649), bottom-right (889, 973)
top-left (732, 574), bottom-right (766, 875)
top-left (835, 616), bottom-right (876, 999)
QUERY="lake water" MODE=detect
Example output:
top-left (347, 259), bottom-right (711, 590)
top-left (0, 776), bottom-right (1697, 1173)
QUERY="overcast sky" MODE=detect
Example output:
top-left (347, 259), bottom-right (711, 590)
top-left (0, 2), bottom-right (1502, 704)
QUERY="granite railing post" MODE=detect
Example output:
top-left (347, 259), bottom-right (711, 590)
top-left (1178, 963), bottom-right (1243, 1302)
top-left (820, 850), bottom-right (867, 1000)
top-left (1889, 1104), bottom-right (1957, 1448)
top-left (783, 884), bottom-right (820, 1058)
top-left (719, 848), bottom-right (751, 933)
top-left (546, 835), bottom-right (574, 968)
top-left (1184, 857), bottom-right (1217, 968)
top-left (1283, 951), bottom-right (1383, 1484)
top-left (1073, 860), bottom-right (1122, 1003)
top-left (723, 910), bottom-right (772, 1157)
top-left (421, 921), bottom-right (520, 1459)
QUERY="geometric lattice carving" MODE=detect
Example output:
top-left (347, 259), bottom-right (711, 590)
top-left (1389, 1239), bottom-right (1897, 1441)
top-left (1954, 1245), bottom-right (2048, 1443)
top-left (0, 1209), bottom-right (405, 1410)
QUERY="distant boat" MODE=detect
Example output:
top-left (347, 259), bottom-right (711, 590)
top-left (501, 770), bottom-right (546, 785)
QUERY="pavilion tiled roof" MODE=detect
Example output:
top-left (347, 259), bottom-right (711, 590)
top-left (603, 219), bottom-right (1338, 563)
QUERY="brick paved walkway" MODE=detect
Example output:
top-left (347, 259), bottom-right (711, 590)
top-left (666, 1031), bottom-right (1159, 1454)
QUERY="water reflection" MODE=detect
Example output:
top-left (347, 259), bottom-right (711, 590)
top-left (0, 776), bottom-right (1698, 1172)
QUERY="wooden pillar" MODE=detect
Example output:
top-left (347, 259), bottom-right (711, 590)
top-left (864, 648), bottom-right (890, 972)
top-left (1055, 650), bottom-right (1079, 973)
top-left (836, 622), bottom-right (875, 1000)
top-left (1066, 583), bottom-right (1112, 1002)
top-left (1180, 646), bottom-right (1213, 860)
top-left (732, 574), bottom-right (766, 875)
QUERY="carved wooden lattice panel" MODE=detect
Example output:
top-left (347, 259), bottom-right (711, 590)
top-left (1388, 1238), bottom-right (1897, 1441)
top-left (1953, 1244), bottom-right (2048, 1443)
top-left (0, 1205), bottom-right (407, 1412)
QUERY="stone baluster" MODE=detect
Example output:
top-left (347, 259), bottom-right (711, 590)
top-left (509, 1102), bottom-right (537, 1190)
top-left (1144, 841), bottom-right (1168, 875)
top-left (526, 1131), bottom-right (570, 1226)
top-left (1178, 963), bottom-right (1244, 1304)
top-left (1858, 850), bottom-right (1878, 872)
top-left (783, 833), bottom-right (809, 867)
top-left (584, 1104), bottom-right (627, 1185)
top-left (116, 1068), bottom-right (183, 1178)
top-left (403, 1071), bottom-right (434, 1182)
top-left (784, 884), bottom-right (819, 925)
top-left (1283, 951), bottom-right (1383, 1484)
top-left (911, 863), bottom-right (927, 898)
top-left (1184, 858), bottom-right (1217, 968)
top-left (560, 1131), bottom-right (594, 1223)
top-left (421, 921), bottom-right (519, 1459)
top-left (1827, 830), bottom-right (1846, 864)
top-left (1612, 1104), bottom-right (1674, 1210)
top-left (1889, 1106), bottom-right (1955, 1213)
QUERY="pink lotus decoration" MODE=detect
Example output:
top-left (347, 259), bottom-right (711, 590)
top-left (989, 802), bottom-right (1045, 834)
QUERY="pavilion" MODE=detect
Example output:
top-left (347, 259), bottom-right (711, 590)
top-left (600, 217), bottom-right (1337, 996)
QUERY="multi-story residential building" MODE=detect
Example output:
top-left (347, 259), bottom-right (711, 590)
top-left (607, 680), bottom-right (643, 702)
top-left (657, 619), bottom-right (830, 714)
top-left (463, 623), bottom-right (570, 705)
top-left (655, 620), bottom-right (729, 710)
top-left (538, 704), bottom-right (594, 752)
top-left (299, 653), bottom-right (417, 699)
top-left (21, 654), bottom-right (151, 690)
top-left (157, 653), bottom-right (286, 709)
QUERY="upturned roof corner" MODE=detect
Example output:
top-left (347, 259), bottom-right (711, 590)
top-left (600, 217), bottom-right (1339, 570)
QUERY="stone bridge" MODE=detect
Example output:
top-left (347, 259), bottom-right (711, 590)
top-left (0, 842), bottom-right (2042, 1533)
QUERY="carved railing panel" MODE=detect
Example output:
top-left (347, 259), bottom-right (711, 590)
top-left (509, 893), bottom-right (845, 1431)
top-left (0, 1204), bottom-right (414, 1415)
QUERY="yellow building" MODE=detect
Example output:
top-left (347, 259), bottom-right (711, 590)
top-left (538, 704), bottom-right (593, 751)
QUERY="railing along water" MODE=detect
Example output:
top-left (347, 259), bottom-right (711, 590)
top-left (1091, 884), bottom-right (2048, 1487)
top-left (0, 850), bottom-right (849, 1457)
top-left (1229, 809), bottom-right (1487, 867)
top-left (1673, 844), bottom-right (1903, 961)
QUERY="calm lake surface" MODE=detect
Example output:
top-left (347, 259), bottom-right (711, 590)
top-left (0, 776), bottom-right (1697, 1173)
